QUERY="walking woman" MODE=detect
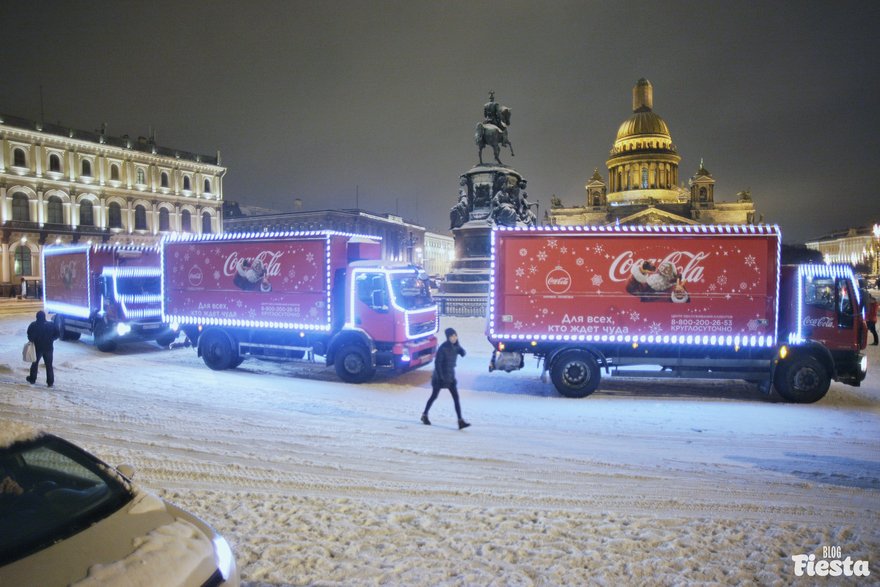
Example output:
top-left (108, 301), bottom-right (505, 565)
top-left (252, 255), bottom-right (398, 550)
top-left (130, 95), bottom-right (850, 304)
top-left (422, 328), bottom-right (470, 429)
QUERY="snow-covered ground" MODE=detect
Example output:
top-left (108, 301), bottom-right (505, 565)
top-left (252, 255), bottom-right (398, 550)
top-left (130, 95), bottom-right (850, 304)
top-left (1, 303), bottom-right (878, 586)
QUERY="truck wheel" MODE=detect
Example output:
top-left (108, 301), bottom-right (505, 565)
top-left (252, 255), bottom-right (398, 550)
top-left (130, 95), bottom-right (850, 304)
top-left (93, 322), bottom-right (117, 353)
top-left (155, 331), bottom-right (178, 348)
top-left (550, 351), bottom-right (601, 398)
top-left (334, 344), bottom-right (376, 383)
top-left (54, 315), bottom-right (81, 341)
top-left (200, 330), bottom-right (237, 370)
top-left (774, 355), bottom-right (830, 403)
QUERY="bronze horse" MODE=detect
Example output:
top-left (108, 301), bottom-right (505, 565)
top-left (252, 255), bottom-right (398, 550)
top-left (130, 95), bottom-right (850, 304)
top-left (475, 107), bottom-right (514, 165)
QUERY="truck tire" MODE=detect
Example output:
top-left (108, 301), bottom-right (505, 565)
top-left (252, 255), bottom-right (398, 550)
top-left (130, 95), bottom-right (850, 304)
top-left (550, 350), bottom-right (601, 398)
top-left (200, 330), bottom-right (237, 371)
top-left (155, 331), bottom-right (178, 348)
top-left (334, 344), bottom-right (376, 383)
top-left (773, 355), bottom-right (830, 403)
top-left (54, 315), bottom-right (81, 341)
top-left (93, 322), bottom-right (117, 352)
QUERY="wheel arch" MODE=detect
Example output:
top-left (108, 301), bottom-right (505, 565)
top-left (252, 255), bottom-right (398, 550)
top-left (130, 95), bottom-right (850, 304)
top-left (545, 343), bottom-right (608, 373)
top-left (326, 329), bottom-right (375, 365)
top-left (785, 341), bottom-right (835, 379)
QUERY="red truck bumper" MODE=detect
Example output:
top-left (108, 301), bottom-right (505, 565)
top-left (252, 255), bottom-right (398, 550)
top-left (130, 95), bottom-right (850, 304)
top-left (393, 335), bottom-right (437, 370)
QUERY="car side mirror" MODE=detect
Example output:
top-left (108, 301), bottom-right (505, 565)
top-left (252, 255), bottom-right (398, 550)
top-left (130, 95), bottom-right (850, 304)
top-left (117, 463), bottom-right (136, 480)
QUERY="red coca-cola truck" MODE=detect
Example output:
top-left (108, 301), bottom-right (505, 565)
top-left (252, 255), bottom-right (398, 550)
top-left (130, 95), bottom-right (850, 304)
top-left (488, 225), bottom-right (868, 403)
top-left (42, 244), bottom-right (176, 352)
top-left (161, 230), bottom-right (438, 382)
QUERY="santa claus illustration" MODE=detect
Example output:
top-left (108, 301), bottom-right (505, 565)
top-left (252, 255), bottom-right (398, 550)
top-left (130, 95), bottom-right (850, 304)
top-left (627, 260), bottom-right (688, 303)
top-left (233, 258), bottom-right (272, 292)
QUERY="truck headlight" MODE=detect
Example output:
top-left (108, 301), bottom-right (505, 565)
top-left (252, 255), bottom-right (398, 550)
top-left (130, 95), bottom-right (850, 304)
top-left (116, 323), bottom-right (131, 336)
top-left (212, 536), bottom-right (236, 580)
top-left (861, 355), bottom-right (868, 373)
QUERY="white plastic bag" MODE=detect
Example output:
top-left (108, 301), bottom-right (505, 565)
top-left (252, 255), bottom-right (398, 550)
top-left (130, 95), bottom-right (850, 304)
top-left (23, 341), bottom-right (36, 363)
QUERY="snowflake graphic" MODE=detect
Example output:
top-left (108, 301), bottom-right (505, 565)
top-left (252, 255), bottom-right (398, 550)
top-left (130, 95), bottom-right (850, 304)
top-left (725, 293), bottom-right (732, 300)
top-left (740, 282), bottom-right (748, 290)
top-left (547, 239), bottom-right (558, 249)
top-left (537, 250), bottom-right (548, 262)
top-left (708, 284), bottom-right (717, 292)
top-left (717, 274), bottom-right (728, 286)
top-left (591, 274), bottom-right (603, 287)
top-left (519, 248), bottom-right (528, 257)
top-left (248, 308), bottom-right (257, 318)
top-left (283, 277), bottom-right (289, 284)
top-left (560, 246), bottom-right (568, 254)
top-left (236, 300), bottom-right (243, 308)
top-left (184, 253), bottom-right (190, 261)
top-left (529, 265), bottom-right (538, 274)
top-left (576, 258), bottom-right (584, 266)
top-left (514, 320), bottom-right (523, 330)
top-left (592, 244), bottom-right (604, 254)
top-left (305, 252), bottom-right (314, 263)
top-left (213, 270), bottom-right (220, 281)
top-left (516, 267), bottom-right (525, 277)
top-left (287, 268), bottom-right (297, 278)
top-left (530, 288), bottom-right (537, 295)
top-left (309, 307), bottom-right (318, 317)
top-left (649, 322), bottom-right (663, 335)
top-left (744, 254), bottom-right (756, 267)
top-left (628, 310), bottom-right (640, 322)
top-left (174, 252), bottom-right (180, 259)
top-left (541, 308), bottom-right (549, 315)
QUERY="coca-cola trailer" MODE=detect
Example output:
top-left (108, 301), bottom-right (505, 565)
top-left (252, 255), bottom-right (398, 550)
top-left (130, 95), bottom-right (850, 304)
top-left (488, 225), bottom-right (868, 403)
top-left (161, 230), bottom-right (438, 383)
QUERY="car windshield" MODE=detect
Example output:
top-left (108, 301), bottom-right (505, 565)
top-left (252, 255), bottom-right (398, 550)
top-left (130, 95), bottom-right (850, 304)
top-left (389, 273), bottom-right (434, 310)
top-left (0, 436), bottom-right (132, 566)
top-left (116, 275), bottom-right (161, 296)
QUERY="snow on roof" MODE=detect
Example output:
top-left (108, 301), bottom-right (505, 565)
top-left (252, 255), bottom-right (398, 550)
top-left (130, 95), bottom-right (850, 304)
top-left (0, 420), bottom-right (43, 449)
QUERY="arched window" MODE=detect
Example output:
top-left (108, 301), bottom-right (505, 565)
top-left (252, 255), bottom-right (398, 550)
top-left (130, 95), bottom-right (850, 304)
top-left (12, 193), bottom-right (30, 221)
top-left (13, 148), bottom-right (26, 167)
top-left (181, 209), bottom-right (192, 232)
top-left (204, 178), bottom-right (211, 193)
top-left (592, 194), bottom-right (601, 207)
top-left (79, 200), bottom-right (94, 226)
top-left (108, 202), bottom-right (123, 228)
top-left (699, 187), bottom-right (708, 202)
top-left (134, 205), bottom-right (147, 230)
top-left (201, 211), bottom-right (212, 234)
top-left (160, 171), bottom-right (169, 188)
top-left (81, 159), bottom-right (92, 177)
top-left (183, 176), bottom-right (191, 191)
top-left (159, 208), bottom-right (170, 231)
top-left (110, 164), bottom-right (120, 181)
top-left (641, 168), bottom-right (649, 189)
top-left (49, 153), bottom-right (62, 172)
top-left (14, 246), bottom-right (32, 277)
top-left (47, 196), bottom-right (63, 224)
top-left (136, 168), bottom-right (146, 185)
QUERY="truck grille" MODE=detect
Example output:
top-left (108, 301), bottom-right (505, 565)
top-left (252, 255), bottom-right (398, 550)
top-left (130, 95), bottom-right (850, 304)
top-left (410, 319), bottom-right (437, 337)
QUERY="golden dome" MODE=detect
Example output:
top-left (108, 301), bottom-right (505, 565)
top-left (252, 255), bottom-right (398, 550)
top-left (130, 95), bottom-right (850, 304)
top-left (615, 111), bottom-right (671, 141)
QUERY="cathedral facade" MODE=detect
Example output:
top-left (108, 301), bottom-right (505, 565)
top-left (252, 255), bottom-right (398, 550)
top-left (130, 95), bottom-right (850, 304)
top-left (548, 79), bottom-right (759, 228)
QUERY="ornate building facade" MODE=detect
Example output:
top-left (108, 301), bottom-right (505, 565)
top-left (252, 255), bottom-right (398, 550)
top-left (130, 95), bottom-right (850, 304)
top-left (548, 79), bottom-right (759, 228)
top-left (0, 114), bottom-right (226, 292)
top-left (806, 224), bottom-right (880, 275)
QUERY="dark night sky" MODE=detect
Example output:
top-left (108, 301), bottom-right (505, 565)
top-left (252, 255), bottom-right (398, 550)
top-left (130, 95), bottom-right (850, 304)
top-left (3, 0), bottom-right (878, 243)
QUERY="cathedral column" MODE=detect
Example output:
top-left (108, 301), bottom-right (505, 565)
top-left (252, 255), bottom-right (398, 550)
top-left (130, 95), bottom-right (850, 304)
top-left (1, 243), bottom-right (10, 283)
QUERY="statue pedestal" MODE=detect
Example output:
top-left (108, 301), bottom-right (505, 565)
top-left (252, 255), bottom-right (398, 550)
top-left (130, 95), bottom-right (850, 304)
top-left (441, 220), bottom-right (492, 294)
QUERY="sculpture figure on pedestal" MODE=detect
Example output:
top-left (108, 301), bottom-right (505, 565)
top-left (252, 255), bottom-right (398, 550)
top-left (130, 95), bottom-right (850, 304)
top-left (475, 91), bottom-right (514, 166)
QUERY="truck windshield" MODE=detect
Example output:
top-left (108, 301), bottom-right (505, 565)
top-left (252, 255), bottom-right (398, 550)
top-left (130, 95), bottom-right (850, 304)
top-left (390, 274), bottom-right (433, 310)
top-left (115, 276), bottom-right (161, 296)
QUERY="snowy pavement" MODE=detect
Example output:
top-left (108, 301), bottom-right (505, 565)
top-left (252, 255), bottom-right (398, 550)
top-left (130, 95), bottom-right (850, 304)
top-left (1, 309), bottom-right (878, 585)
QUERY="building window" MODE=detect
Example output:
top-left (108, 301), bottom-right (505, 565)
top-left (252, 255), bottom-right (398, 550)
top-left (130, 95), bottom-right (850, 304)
top-left (136, 168), bottom-right (146, 185)
top-left (108, 202), bottom-right (122, 228)
top-left (79, 200), bottom-right (94, 226)
top-left (160, 171), bottom-right (169, 188)
top-left (49, 153), bottom-right (62, 172)
top-left (204, 178), bottom-right (211, 193)
top-left (134, 205), bottom-right (147, 230)
top-left (12, 193), bottom-right (30, 221)
top-left (181, 210), bottom-right (192, 232)
top-left (14, 246), bottom-right (32, 277)
top-left (13, 148), bottom-right (27, 167)
top-left (201, 211), bottom-right (212, 234)
top-left (641, 168), bottom-right (649, 189)
top-left (81, 159), bottom-right (92, 177)
top-left (110, 164), bottom-right (120, 181)
top-left (159, 208), bottom-right (170, 231)
top-left (699, 187), bottom-right (708, 202)
top-left (47, 196), bottom-right (63, 224)
top-left (183, 176), bottom-right (191, 191)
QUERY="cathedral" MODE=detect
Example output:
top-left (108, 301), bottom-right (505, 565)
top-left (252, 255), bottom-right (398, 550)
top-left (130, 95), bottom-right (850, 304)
top-left (548, 79), bottom-right (759, 227)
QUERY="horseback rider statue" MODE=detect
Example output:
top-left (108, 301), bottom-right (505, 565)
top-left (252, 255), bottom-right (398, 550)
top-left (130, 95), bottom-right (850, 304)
top-left (475, 91), bottom-right (514, 166)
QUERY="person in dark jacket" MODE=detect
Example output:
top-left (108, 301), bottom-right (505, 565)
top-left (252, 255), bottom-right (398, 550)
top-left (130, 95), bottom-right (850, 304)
top-left (26, 311), bottom-right (59, 387)
top-left (422, 327), bottom-right (470, 429)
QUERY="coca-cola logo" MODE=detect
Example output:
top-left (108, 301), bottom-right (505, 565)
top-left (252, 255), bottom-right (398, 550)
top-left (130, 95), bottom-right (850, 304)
top-left (610, 251), bottom-right (711, 283)
top-left (803, 316), bottom-right (834, 328)
top-left (188, 265), bottom-right (203, 287)
top-left (223, 251), bottom-right (284, 277)
top-left (545, 266), bottom-right (572, 294)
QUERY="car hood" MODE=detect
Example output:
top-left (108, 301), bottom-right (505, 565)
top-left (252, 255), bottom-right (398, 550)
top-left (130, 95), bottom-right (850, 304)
top-left (0, 489), bottom-right (220, 587)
